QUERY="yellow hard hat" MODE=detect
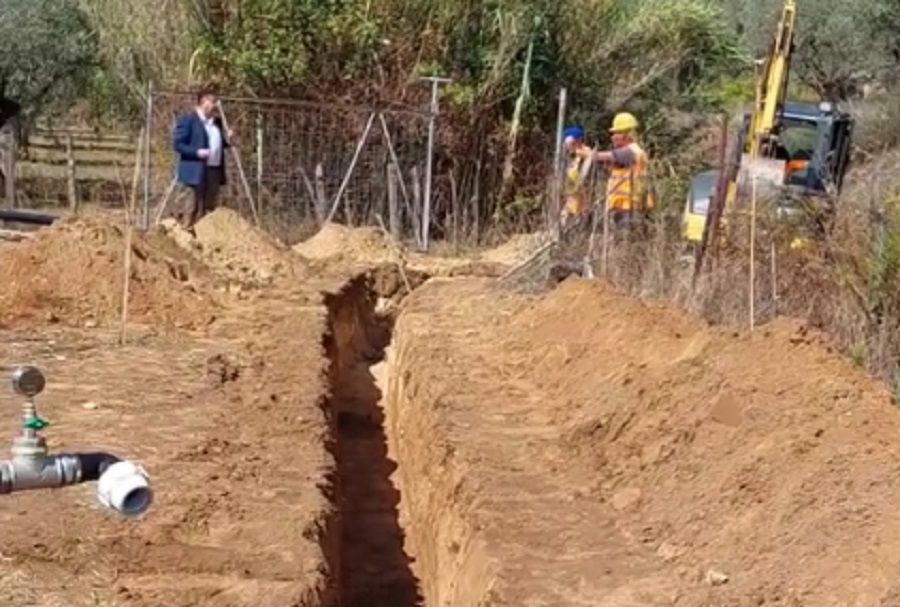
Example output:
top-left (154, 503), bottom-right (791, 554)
top-left (610, 112), bottom-right (639, 133)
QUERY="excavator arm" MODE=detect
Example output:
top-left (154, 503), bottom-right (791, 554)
top-left (747, 0), bottom-right (797, 158)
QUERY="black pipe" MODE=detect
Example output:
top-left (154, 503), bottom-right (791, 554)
top-left (0, 209), bottom-right (58, 226)
top-left (71, 452), bottom-right (121, 482)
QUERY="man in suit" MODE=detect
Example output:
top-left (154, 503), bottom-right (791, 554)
top-left (172, 89), bottom-right (232, 229)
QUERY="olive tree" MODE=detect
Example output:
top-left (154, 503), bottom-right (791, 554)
top-left (0, 0), bottom-right (98, 125)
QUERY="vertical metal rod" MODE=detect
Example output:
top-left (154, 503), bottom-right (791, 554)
top-left (770, 238), bottom-right (777, 314)
top-left (749, 174), bottom-right (757, 331)
top-left (420, 76), bottom-right (450, 251)
top-left (551, 88), bottom-right (567, 241)
top-left (141, 81), bottom-right (153, 231)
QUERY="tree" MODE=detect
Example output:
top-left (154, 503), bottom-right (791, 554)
top-left (0, 0), bottom-right (98, 126)
top-left (721, 0), bottom-right (900, 100)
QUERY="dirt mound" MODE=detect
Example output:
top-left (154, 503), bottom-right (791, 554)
top-left (0, 217), bottom-right (216, 329)
top-left (501, 279), bottom-right (900, 604)
top-left (293, 222), bottom-right (395, 263)
top-left (162, 209), bottom-right (307, 287)
top-left (480, 232), bottom-right (547, 265)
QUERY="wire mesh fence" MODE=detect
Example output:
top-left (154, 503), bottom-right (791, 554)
top-left (144, 91), bottom-right (431, 241)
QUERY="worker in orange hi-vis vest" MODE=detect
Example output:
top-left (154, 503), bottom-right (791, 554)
top-left (560, 125), bottom-right (595, 230)
top-left (588, 112), bottom-right (654, 231)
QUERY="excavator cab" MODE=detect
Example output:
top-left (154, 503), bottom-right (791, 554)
top-left (682, 101), bottom-right (853, 244)
top-left (776, 101), bottom-right (852, 196)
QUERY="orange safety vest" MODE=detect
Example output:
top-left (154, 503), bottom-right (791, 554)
top-left (606, 142), bottom-right (653, 212)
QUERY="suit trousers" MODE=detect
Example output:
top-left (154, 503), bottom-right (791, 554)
top-left (184, 166), bottom-right (223, 229)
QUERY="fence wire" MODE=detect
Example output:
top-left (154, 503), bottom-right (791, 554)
top-left (145, 91), bottom-right (430, 239)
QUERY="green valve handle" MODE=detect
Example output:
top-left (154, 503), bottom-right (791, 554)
top-left (23, 415), bottom-right (49, 430)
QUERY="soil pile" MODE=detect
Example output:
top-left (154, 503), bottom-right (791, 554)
top-left (0, 217), bottom-right (216, 329)
top-left (293, 222), bottom-right (396, 264)
top-left (501, 278), bottom-right (900, 604)
top-left (162, 209), bottom-right (307, 287)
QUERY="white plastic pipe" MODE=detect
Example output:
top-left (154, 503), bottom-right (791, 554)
top-left (97, 460), bottom-right (153, 517)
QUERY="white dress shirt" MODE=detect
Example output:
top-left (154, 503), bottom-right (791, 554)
top-left (198, 110), bottom-right (223, 167)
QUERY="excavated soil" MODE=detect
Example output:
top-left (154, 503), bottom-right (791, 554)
top-left (0, 217), bottom-right (217, 330)
top-left (6, 207), bottom-right (900, 607)
top-left (293, 222), bottom-right (395, 265)
top-left (0, 212), bottom-right (413, 606)
top-left (386, 277), bottom-right (900, 606)
top-left (162, 208), bottom-right (310, 288)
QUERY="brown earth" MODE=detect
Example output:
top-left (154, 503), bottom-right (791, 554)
top-left (0, 216), bottom-right (217, 330)
top-left (162, 209), bottom-right (311, 288)
top-left (386, 276), bottom-right (900, 606)
top-left (4, 209), bottom-right (900, 607)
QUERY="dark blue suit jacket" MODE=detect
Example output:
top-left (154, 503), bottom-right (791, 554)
top-left (172, 111), bottom-right (230, 187)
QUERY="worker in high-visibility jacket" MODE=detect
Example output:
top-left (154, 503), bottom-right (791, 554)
top-left (560, 125), bottom-right (594, 229)
top-left (589, 112), bottom-right (654, 229)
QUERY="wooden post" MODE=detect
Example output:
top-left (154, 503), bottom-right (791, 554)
top-left (255, 112), bottom-right (263, 200)
top-left (449, 170), bottom-right (460, 251)
top-left (749, 174), bottom-right (757, 331)
top-left (600, 196), bottom-right (610, 279)
top-left (3, 122), bottom-right (16, 207)
top-left (120, 128), bottom-right (145, 346)
top-left (314, 163), bottom-right (326, 223)
top-left (411, 165), bottom-right (422, 238)
top-left (770, 239), bottom-right (778, 315)
top-left (65, 133), bottom-right (78, 213)
top-left (387, 163), bottom-right (400, 239)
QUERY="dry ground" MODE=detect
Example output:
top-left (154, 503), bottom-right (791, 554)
top-left (0, 210), bottom-right (341, 606)
top-left (388, 277), bottom-right (900, 606)
top-left (3, 209), bottom-right (900, 607)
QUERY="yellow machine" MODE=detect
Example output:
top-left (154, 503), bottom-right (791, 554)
top-left (682, 0), bottom-right (853, 245)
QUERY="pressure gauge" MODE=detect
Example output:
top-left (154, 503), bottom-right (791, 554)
top-left (11, 366), bottom-right (45, 397)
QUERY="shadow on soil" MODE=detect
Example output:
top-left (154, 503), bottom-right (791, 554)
top-left (335, 311), bottom-right (423, 607)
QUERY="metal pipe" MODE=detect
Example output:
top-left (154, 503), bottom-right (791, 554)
top-left (0, 366), bottom-right (153, 517)
top-left (0, 209), bottom-right (57, 225)
top-left (419, 76), bottom-right (451, 252)
top-left (0, 452), bottom-right (151, 516)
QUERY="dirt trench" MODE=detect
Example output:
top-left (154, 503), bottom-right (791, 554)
top-left (320, 267), bottom-right (436, 607)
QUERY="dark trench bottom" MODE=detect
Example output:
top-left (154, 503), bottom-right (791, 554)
top-left (335, 314), bottom-right (424, 607)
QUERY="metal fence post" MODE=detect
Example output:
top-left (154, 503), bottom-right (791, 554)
top-left (550, 87), bottom-right (567, 241)
top-left (141, 81), bottom-right (153, 231)
top-left (420, 76), bottom-right (451, 251)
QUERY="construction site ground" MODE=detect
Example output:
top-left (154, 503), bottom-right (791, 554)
top-left (1, 208), bottom-right (900, 606)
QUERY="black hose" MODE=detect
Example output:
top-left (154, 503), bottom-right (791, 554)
top-left (72, 452), bottom-right (121, 482)
top-left (0, 209), bottom-right (58, 226)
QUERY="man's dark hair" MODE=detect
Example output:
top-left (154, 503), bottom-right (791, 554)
top-left (196, 88), bottom-right (217, 104)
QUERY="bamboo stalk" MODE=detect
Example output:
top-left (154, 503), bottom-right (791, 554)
top-left (120, 127), bottom-right (145, 346)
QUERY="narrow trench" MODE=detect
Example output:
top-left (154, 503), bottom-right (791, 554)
top-left (327, 285), bottom-right (424, 607)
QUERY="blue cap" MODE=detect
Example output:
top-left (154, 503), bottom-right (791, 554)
top-left (563, 126), bottom-right (584, 140)
top-left (563, 126), bottom-right (584, 139)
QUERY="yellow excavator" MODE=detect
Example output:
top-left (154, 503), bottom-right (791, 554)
top-left (682, 0), bottom-right (854, 247)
